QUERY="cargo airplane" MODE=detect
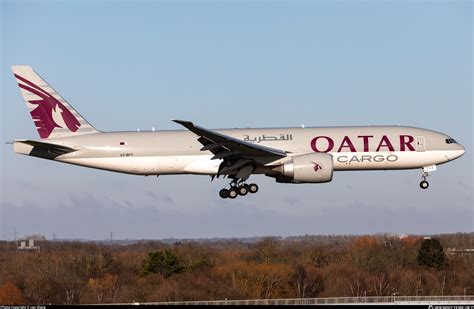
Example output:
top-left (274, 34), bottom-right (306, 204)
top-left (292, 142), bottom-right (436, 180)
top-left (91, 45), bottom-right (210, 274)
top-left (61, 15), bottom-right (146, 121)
top-left (11, 66), bottom-right (466, 199)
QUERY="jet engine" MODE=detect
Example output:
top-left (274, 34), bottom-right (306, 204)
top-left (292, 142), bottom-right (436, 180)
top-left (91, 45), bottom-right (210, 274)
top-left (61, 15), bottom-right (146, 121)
top-left (272, 153), bottom-right (333, 183)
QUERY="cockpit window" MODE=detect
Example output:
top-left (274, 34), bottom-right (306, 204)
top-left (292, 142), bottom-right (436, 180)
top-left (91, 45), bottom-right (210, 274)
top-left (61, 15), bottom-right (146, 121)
top-left (445, 138), bottom-right (457, 144)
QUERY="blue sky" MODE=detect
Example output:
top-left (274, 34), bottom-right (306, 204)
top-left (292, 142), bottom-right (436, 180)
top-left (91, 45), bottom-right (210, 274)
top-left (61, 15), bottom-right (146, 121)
top-left (1, 0), bottom-right (472, 240)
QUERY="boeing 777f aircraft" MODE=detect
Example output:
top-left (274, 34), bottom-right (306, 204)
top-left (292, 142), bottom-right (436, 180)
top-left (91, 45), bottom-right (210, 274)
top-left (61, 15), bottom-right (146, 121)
top-left (11, 66), bottom-right (466, 199)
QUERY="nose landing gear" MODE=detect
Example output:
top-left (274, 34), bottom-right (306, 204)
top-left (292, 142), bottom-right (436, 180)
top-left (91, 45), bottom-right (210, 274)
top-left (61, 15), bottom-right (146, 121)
top-left (419, 170), bottom-right (430, 189)
top-left (419, 165), bottom-right (436, 190)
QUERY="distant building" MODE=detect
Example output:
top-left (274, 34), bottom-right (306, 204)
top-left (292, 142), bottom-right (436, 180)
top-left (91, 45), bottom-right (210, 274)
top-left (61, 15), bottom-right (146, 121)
top-left (446, 248), bottom-right (474, 257)
top-left (18, 239), bottom-right (40, 252)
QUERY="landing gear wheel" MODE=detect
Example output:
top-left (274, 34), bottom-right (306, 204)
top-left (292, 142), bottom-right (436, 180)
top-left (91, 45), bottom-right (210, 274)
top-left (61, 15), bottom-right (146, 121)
top-left (249, 183), bottom-right (259, 194)
top-left (238, 186), bottom-right (248, 196)
top-left (219, 189), bottom-right (229, 199)
top-left (228, 187), bottom-right (238, 199)
top-left (420, 180), bottom-right (429, 189)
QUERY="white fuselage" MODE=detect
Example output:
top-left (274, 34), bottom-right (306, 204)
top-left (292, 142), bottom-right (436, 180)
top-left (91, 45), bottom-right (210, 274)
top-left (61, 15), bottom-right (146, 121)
top-left (15, 126), bottom-right (465, 176)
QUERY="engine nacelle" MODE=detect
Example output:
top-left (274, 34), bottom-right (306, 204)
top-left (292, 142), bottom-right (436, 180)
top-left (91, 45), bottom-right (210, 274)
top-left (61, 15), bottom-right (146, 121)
top-left (274, 153), bottom-right (333, 183)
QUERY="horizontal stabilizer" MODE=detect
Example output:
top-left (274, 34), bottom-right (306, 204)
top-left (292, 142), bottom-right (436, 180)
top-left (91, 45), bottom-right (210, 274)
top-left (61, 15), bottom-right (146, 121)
top-left (14, 140), bottom-right (77, 157)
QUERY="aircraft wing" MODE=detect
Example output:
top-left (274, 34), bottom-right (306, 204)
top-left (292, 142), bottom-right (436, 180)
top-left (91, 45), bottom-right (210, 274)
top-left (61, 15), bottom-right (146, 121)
top-left (173, 120), bottom-right (287, 159)
top-left (173, 120), bottom-right (287, 179)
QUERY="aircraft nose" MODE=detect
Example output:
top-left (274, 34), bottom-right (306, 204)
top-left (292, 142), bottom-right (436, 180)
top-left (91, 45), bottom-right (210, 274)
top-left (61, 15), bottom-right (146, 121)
top-left (449, 144), bottom-right (465, 161)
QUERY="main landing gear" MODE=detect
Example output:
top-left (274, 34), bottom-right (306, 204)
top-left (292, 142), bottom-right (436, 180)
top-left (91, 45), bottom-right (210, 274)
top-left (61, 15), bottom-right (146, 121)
top-left (219, 180), bottom-right (259, 199)
top-left (419, 165), bottom-right (436, 189)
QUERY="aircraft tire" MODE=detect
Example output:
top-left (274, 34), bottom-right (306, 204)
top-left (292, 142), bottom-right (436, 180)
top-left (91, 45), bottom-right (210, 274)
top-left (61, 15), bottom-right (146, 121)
top-left (249, 183), bottom-right (259, 193)
top-left (219, 189), bottom-right (229, 198)
top-left (238, 186), bottom-right (248, 196)
top-left (228, 187), bottom-right (238, 199)
top-left (420, 180), bottom-right (429, 189)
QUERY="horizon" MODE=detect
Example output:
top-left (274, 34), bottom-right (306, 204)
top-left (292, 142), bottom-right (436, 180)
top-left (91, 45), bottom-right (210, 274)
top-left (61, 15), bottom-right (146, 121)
top-left (6, 231), bottom-right (473, 243)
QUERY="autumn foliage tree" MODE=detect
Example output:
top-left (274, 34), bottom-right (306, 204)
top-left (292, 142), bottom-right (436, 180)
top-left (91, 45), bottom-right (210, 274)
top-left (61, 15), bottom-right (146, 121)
top-left (291, 265), bottom-right (324, 298)
top-left (0, 233), bottom-right (471, 304)
top-left (0, 281), bottom-right (25, 304)
top-left (216, 261), bottom-right (292, 299)
top-left (88, 273), bottom-right (120, 303)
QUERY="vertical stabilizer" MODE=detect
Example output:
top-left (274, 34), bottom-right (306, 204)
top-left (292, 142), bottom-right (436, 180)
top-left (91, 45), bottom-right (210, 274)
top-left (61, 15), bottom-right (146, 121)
top-left (12, 65), bottom-right (99, 139)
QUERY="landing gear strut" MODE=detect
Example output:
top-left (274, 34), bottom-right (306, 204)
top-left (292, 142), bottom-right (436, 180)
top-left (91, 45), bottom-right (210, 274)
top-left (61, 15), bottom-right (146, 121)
top-left (219, 179), bottom-right (259, 199)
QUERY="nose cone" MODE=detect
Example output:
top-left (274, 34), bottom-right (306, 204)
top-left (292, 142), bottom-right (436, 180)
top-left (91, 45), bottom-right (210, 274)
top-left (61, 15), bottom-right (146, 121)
top-left (448, 144), bottom-right (465, 161)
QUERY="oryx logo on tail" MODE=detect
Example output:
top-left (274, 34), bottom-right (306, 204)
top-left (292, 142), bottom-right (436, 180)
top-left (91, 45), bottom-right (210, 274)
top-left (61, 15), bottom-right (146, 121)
top-left (14, 74), bottom-right (81, 139)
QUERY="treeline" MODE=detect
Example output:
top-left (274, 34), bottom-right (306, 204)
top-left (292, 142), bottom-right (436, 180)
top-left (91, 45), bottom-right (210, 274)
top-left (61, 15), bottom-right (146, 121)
top-left (0, 233), bottom-right (472, 304)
